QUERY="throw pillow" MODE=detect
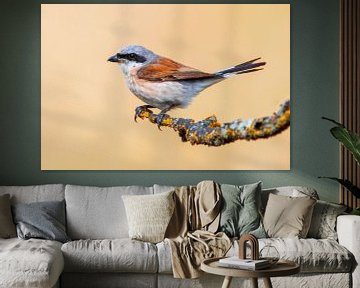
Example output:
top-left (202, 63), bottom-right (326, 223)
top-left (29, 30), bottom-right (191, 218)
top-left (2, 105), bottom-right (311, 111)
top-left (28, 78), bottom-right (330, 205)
top-left (12, 200), bottom-right (70, 243)
top-left (263, 193), bottom-right (316, 238)
top-left (307, 200), bottom-right (347, 240)
top-left (0, 194), bottom-right (16, 238)
top-left (122, 191), bottom-right (175, 243)
top-left (217, 182), bottom-right (266, 238)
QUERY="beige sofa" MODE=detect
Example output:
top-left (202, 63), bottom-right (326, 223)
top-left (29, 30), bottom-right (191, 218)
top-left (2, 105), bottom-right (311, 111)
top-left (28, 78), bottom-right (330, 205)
top-left (0, 184), bottom-right (358, 288)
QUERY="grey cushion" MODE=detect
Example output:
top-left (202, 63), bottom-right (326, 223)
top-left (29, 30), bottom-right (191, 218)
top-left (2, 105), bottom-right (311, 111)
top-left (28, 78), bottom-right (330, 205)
top-left (0, 238), bottom-right (64, 288)
top-left (65, 185), bottom-right (154, 239)
top-left (0, 194), bottom-right (16, 238)
top-left (61, 239), bottom-right (158, 273)
top-left (307, 200), bottom-right (347, 240)
top-left (218, 182), bottom-right (266, 238)
top-left (12, 200), bottom-right (70, 243)
top-left (0, 184), bottom-right (65, 204)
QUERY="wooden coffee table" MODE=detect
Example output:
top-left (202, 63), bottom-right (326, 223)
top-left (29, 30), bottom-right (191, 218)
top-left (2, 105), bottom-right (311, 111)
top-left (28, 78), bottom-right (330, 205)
top-left (201, 257), bottom-right (300, 288)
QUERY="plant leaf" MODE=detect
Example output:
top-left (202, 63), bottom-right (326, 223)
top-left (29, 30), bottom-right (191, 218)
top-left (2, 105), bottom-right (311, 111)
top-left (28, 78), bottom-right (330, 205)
top-left (321, 116), bottom-right (344, 127)
top-left (330, 126), bottom-right (360, 165)
top-left (319, 177), bottom-right (360, 198)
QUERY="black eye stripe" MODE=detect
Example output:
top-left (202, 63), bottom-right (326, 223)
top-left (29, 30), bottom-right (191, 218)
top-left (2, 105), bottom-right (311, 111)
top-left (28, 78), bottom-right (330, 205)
top-left (117, 53), bottom-right (146, 63)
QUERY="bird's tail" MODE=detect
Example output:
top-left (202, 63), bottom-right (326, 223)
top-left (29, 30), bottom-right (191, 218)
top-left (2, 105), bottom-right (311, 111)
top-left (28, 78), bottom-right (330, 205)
top-left (215, 58), bottom-right (266, 78)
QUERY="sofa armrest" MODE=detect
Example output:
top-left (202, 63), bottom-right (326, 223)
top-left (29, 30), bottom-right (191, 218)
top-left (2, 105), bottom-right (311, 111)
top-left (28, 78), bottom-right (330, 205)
top-left (337, 215), bottom-right (360, 288)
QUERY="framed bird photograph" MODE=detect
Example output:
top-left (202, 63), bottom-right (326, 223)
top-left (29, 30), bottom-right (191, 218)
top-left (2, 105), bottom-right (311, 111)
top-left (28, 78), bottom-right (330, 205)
top-left (41, 4), bottom-right (290, 170)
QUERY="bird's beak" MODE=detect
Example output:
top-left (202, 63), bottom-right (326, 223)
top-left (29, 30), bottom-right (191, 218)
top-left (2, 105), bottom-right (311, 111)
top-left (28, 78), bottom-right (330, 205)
top-left (107, 54), bottom-right (120, 63)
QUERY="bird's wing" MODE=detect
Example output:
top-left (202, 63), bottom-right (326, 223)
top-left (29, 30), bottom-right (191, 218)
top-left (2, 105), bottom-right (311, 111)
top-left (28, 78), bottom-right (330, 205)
top-left (137, 57), bottom-right (215, 81)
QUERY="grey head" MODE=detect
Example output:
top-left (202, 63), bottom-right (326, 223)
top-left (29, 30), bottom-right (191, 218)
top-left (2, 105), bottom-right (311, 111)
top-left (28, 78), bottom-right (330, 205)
top-left (107, 45), bottom-right (158, 65)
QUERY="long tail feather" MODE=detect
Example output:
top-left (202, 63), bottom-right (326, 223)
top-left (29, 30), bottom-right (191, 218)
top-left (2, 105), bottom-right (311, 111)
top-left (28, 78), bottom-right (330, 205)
top-left (215, 58), bottom-right (266, 77)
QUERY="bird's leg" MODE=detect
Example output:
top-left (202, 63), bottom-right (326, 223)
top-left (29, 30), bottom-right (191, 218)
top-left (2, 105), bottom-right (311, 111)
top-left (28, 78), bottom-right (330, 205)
top-left (155, 107), bottom-right (173, 130)
top-left (134, 105), bottom-right (155, 122)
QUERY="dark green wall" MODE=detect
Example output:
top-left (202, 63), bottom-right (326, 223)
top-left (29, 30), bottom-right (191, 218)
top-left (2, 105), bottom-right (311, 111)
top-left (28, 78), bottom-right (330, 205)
top-left (0, 0), bottom-right (340, 202)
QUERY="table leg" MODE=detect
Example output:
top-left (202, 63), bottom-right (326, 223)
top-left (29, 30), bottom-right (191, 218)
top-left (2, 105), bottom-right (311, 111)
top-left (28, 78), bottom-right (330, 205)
top-left (222, 276), bottom-right (233, 288)
top-left (263, 277), bottom-right (273, 288)
top-left (251, 278), bottom-right (258, 288)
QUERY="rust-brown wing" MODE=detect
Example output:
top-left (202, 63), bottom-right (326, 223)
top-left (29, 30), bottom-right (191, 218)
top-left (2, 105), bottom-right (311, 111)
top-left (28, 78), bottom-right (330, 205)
top-left (137, 57), bottom-right (215, 81)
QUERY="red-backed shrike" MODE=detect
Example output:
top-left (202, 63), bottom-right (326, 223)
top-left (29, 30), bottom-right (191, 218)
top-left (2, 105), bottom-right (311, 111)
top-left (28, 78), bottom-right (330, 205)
top-left (108, 45), bottom-right (265, 124)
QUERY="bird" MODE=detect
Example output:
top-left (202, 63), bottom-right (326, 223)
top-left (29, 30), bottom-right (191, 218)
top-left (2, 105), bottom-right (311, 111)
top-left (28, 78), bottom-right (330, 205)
top-left (108, 45), bottom-right (266, 127)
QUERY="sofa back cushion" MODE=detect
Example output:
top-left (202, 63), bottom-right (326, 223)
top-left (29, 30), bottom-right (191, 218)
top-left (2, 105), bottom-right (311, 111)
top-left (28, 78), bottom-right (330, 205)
top-left (65, 185), bottom-right (154, 239)
top-left (0, 185), bottom-right (65, 204)
top-left (0, 194), bottom-right (17, 238)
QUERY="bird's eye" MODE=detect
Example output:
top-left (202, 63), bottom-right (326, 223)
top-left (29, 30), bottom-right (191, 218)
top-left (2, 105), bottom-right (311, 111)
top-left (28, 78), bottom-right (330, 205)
top-left (129, 53), bottom-right (136, 59)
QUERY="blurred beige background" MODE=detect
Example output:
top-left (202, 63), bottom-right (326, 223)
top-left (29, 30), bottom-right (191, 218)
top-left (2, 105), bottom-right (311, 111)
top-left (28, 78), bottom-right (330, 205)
top-left (41, 4), bottom-right (290, 170)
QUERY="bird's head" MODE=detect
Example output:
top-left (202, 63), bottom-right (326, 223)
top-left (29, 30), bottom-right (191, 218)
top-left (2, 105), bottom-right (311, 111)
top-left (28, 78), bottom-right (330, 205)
top-left (108, 45), bottom-right (157, 74)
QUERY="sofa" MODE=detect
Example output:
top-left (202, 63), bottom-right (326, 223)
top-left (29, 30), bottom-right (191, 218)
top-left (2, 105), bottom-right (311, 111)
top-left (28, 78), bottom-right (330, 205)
top-left (0, 183), bottom-right (359, 288)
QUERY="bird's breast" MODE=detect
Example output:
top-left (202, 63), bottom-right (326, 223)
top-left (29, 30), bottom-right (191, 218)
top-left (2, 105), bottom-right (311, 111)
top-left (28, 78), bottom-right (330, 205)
top-left (124, 73), bottom-right (194, 110)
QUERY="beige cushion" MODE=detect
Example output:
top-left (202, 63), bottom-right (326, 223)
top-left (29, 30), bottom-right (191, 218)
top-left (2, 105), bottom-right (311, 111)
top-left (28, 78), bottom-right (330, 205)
top-left (61, 239), bottom-right (158, 273)
top-left (122, 191), bottom-right (175, 243)
top-left (0, 194), bottom-right (16, 238)
top-left (65, 185), bottom-right (153, 239)
top-left (0, 238), bottom-right (63, 288)
top-left (261, 186), bottom-right (319, 213)
top-left (263, 193), bottom-right (316, 238)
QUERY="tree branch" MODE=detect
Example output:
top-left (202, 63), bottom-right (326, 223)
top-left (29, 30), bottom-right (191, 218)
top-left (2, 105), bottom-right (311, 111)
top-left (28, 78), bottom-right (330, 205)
top-left (135, 99), bottom-right (290, 146)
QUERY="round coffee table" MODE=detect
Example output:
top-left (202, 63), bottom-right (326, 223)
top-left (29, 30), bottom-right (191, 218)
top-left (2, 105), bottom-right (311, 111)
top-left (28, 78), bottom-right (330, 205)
top-left (201, 257), bottom-right (300, 288)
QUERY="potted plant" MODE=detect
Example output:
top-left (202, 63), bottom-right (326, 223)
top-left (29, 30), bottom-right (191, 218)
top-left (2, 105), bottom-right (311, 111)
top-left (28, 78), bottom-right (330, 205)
top-left (320, 117), bottom-right (360, 215)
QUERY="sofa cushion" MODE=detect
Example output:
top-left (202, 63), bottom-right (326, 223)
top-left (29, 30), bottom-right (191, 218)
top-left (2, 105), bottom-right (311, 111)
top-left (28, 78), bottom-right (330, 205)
top-left (0, 194), bottom-right (16, 238)
top-left (0, 184), bottom-right (65, 204)
top-left (233, 238), bottom-right (353, 273)
top-left (261, 186), bottom-right (319, 213)
top-left (0, 238), bottom-right (63, 288)
top-left (65, 185), bottom-right (153, 239)
top-left (153, 184), bottom-right (176, 194)
top-left (12, 200), bottom-right (70, 243)
top-left (61, 239), bottom-right (158, 273)
top-left (218, 182), bottom-right (266, 238)
top-left (307, 200), bottom-right (347, 240)
top-left (122, 191), bottom-right (175, 243)
top-left (157, 238), bottom-right (353, 274)
top-left (263, 194), bottom-right (316, 238)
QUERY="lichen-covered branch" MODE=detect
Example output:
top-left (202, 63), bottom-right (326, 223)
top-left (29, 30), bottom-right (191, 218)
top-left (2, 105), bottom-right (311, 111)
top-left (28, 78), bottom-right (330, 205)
top-left (135, 100), bottom-right (290, 146)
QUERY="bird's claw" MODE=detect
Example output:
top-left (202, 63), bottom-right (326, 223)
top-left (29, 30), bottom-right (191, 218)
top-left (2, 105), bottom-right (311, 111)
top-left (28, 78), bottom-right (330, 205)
top-left (134, 105), bottom-right (152, 122)
top-left (133, 106), bottom-right (169, 130)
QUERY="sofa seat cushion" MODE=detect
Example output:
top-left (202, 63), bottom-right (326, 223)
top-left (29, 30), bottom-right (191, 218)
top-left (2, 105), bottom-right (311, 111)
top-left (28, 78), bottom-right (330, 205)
top-left (157, 238), bottom-right (353, 274)
top-left (230, 238), bottom-right (354, 273)
top-left (61, 239), bottom-right (158, 273)
top-left (0, 238), bottom-right (64, 288)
